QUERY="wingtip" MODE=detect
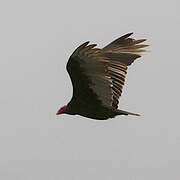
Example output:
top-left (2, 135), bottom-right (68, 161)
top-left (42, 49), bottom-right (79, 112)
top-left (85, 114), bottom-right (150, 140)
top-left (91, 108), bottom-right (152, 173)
top-left (84, 41), bottom-right (90, 45)
top-left (121, 32), bottom-right (134, 39)
top-left (135, 113), bottom-right (141, 116)
top-left (72, 41), bottom-right (90, 56)
top-left (127, 32), bottom-right (134, 35)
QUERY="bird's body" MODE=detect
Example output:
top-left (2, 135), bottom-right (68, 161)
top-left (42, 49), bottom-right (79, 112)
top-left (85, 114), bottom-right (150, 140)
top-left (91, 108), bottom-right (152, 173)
top-left (57, 33), bottom-right (148, 120)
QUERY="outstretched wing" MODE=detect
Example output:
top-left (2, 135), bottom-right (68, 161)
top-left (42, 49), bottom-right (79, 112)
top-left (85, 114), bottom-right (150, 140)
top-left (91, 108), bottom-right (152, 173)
top-left (67, 33), bottom-right (148, 109)
top-left (67, 42), bottom-right (113, 108)
top-left (102, 33), bottom-right (148, 108)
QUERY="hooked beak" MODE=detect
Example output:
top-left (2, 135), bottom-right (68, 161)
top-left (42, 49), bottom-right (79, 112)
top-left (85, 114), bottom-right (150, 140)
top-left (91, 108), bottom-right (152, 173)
top-left (56, 105), bottom-right (67, 115)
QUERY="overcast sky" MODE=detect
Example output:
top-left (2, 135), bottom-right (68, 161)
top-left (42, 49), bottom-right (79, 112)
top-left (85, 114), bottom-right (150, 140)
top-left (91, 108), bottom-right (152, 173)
top-left (0, 0), bottom-right (180, 180)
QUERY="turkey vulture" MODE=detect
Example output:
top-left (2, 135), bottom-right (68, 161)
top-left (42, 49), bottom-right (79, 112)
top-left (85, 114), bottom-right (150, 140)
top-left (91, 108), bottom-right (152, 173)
top-left (56, 33), bottom-right (148, 120)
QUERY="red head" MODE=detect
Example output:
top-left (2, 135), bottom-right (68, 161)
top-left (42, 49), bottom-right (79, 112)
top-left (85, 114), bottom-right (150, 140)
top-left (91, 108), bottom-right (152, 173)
top-left (56, 105), bottom-right (67, 115)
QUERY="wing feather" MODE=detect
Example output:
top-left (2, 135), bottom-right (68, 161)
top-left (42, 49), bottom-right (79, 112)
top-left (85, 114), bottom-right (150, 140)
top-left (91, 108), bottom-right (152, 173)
top-left (102, 32), bottom-right (148, 108)
top-left (67, 43), bottom-right (113, 108)
top-left (67, 33), bottom-right (148, 109)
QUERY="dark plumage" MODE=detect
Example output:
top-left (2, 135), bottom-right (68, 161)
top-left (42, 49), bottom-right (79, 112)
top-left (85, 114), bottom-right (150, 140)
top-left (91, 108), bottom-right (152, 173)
top-left (57, 33), bottom-right (148, 120)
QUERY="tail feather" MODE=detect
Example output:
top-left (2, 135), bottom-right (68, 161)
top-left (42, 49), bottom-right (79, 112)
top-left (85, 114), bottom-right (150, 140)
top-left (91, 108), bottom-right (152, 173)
top-left (116, 109), bottom-right (140, 116)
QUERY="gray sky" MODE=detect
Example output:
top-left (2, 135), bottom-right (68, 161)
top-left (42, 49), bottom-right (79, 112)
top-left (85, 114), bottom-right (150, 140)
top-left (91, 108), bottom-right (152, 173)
top-left (0, 0), bottom-right (180, 179)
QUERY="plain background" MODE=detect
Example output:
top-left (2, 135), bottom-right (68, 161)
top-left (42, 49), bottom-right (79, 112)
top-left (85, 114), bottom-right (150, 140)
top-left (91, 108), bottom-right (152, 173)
top-left (0, 0), bottom-right (180, 179)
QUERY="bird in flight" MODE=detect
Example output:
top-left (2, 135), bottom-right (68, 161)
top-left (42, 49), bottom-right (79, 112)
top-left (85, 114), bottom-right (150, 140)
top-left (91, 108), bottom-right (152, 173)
top-left (56, 33), bottom-right (148, 120)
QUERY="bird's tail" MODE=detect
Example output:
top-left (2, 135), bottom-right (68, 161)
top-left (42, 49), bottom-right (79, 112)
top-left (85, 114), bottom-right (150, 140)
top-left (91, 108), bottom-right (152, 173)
top-left (116, 109), bottom-right (140, 116)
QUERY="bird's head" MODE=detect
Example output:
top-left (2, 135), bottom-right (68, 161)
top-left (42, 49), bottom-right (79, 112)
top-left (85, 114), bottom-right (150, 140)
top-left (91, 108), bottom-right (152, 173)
top-left (56, 105), bottom-right (67, 115)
